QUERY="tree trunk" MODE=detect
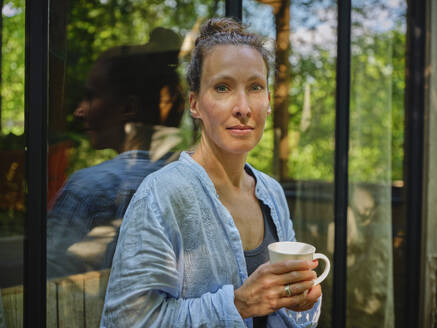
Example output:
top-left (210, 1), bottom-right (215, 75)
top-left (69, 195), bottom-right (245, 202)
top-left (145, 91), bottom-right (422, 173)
top-left (273, 0), bottom-right (291, 180)
top-left (257, 0), bottom-right (291, 180)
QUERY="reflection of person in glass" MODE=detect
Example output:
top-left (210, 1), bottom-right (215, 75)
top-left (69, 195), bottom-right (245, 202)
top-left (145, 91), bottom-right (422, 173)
top-left (102, 18), bottom-right (321, 327)
top-left (328, 185), bottom-right (394, 328)
top-left (47, 27), bottom-right (184, 279)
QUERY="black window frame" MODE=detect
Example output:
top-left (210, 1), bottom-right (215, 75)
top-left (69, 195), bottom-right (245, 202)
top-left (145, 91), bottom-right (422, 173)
top-left (22, 0), bottom-right (426, 327)
top-left (24, 0), bottom-right (48, 327)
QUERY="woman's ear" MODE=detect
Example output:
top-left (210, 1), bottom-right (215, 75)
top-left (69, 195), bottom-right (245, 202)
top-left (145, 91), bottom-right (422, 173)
top-left (189, 92), bottom-right (201, 119)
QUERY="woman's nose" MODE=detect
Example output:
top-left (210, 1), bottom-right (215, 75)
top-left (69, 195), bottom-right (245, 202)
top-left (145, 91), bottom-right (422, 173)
top-left (232, 92), bottom-right (251, 119)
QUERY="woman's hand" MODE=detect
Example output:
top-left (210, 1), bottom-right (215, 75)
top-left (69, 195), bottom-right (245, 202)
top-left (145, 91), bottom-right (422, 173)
top-left (234, 260), bottom-right (322, 318)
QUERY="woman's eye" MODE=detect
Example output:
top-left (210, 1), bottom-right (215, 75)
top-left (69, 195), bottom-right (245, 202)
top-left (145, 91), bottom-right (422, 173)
top-left (215, 84), bottom-right (229, 93)
top-left (251, 84), bottom-right (264, 91)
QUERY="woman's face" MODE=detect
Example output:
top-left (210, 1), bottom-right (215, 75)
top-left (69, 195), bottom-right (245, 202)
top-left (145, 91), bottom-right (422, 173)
top-left (190, 45), bottom-right (270, 156)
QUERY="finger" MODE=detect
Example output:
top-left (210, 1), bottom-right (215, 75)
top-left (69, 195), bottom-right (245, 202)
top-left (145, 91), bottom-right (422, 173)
top-left (306, 284), bottom-right (322, 302)
top-left (269, 260), bottom-right (313, 274)
top-left (276, 270), bottom-right (317, 285)
top-left (276, 290), bottom-right (308, 309)
top-left (296, 290), bottom-right (320, 311)
top-left (280, 280), bottom-right (314, 298)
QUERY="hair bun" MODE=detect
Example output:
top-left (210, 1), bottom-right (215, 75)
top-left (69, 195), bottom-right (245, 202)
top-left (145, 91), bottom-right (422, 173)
top-left (188, 17), bottom-right (271, 93)
top-left (199, 17), bottom-right (245, 39)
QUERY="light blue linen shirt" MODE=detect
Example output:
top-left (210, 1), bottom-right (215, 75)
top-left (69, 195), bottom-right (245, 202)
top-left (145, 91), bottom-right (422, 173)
top-left (101, 151), bottom-right (321, 328)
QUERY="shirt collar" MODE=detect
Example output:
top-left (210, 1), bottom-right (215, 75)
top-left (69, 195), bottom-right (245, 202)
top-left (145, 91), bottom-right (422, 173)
top-left (179, 151), bottom-right (219, 198)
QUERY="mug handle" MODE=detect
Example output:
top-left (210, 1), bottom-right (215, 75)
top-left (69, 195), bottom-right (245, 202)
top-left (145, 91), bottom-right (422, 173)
top-left (313, 253), bottom-right (331, 285)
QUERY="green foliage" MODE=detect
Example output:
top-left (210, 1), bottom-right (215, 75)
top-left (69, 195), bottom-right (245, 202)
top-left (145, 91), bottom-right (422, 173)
top-left (287, 48), bottom-right (337, 181)
top-left (1, 0), bottom-right (25, 135)
top-left (60, 0), bottom-right (221, 171)
top-left (65, 135), bottom-right (117, 176)
top-left (247, 115), bottom-right (274, 174)
top-left (245, 0), bottom-right (406, 183)
top-left (349, 28), bottom-right (405, 183)
top-left (0, 0), bottom-right (406, 183)
top-left (248, 26), bottom-right (405, 183)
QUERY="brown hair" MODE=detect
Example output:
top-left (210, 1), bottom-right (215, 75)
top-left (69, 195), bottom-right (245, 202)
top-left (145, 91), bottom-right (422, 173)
top-left (187, 17), bottom-right (272, 93)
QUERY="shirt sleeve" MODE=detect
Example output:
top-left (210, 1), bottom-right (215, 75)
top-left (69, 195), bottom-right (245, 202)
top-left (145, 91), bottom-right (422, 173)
top-left (100, 184), bottom-right (246, 328)
top-left (269, 298), bottom-right (322, 328)
top-left (47, 185), bottom-right (93, 278)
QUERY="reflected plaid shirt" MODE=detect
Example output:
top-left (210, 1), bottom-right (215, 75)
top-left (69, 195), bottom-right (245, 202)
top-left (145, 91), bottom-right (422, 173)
top-left (47, 150), bottom-right (169, 278)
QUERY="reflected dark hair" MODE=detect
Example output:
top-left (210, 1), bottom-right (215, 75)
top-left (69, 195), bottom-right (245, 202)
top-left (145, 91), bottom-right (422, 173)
top-left (96, 28), bottom-right (184, 127)
top-left (187, 17), bottom-right (272, 93)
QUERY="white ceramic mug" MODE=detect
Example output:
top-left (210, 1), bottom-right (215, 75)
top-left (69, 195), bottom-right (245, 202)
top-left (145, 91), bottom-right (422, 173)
top-left (268, 241), bottom-right (331, 285)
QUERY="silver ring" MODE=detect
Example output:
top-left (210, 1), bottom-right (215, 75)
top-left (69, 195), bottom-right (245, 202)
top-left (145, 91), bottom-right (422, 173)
top-left (284, 284), bottom-right (292, 297)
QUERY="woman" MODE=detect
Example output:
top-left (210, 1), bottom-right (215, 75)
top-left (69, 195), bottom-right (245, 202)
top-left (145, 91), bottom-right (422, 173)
top-left (101, 18), bottom-right (322, 327)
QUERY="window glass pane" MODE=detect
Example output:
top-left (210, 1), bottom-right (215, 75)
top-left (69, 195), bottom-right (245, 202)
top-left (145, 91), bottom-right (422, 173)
top-left (47, 1), bottom-right (223, 326)
top-left (244, 0), bottom-right (337, 325)
top-left (348, 0), bottom-right (406, 327)
top-left (0, 0), bottom-right (25, 327)
top-left (245, 1), bottom-right (407, 327)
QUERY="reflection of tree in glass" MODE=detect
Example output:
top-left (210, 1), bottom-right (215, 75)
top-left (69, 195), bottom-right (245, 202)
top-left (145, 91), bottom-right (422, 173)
top-left (0, 0), bottom-right (25, 136)
top-left (0, 0), bottom-right (26, 238)
top-left (246, 0), bottom-right (405, 183)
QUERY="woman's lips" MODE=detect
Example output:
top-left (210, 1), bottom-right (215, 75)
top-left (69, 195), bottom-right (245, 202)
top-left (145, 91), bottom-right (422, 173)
top-left (227, 125), bottom-right (254, 136)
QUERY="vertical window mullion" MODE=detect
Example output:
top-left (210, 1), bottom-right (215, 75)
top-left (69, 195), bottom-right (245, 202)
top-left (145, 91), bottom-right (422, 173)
top-left (225, 0), bottom-right (242, 21)
top-left (333, 0), bottom-right (351, 327)
top-left (405, 0), bottom-right (426, 326)
top-left (24, 0), bottom-right (48, 327)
